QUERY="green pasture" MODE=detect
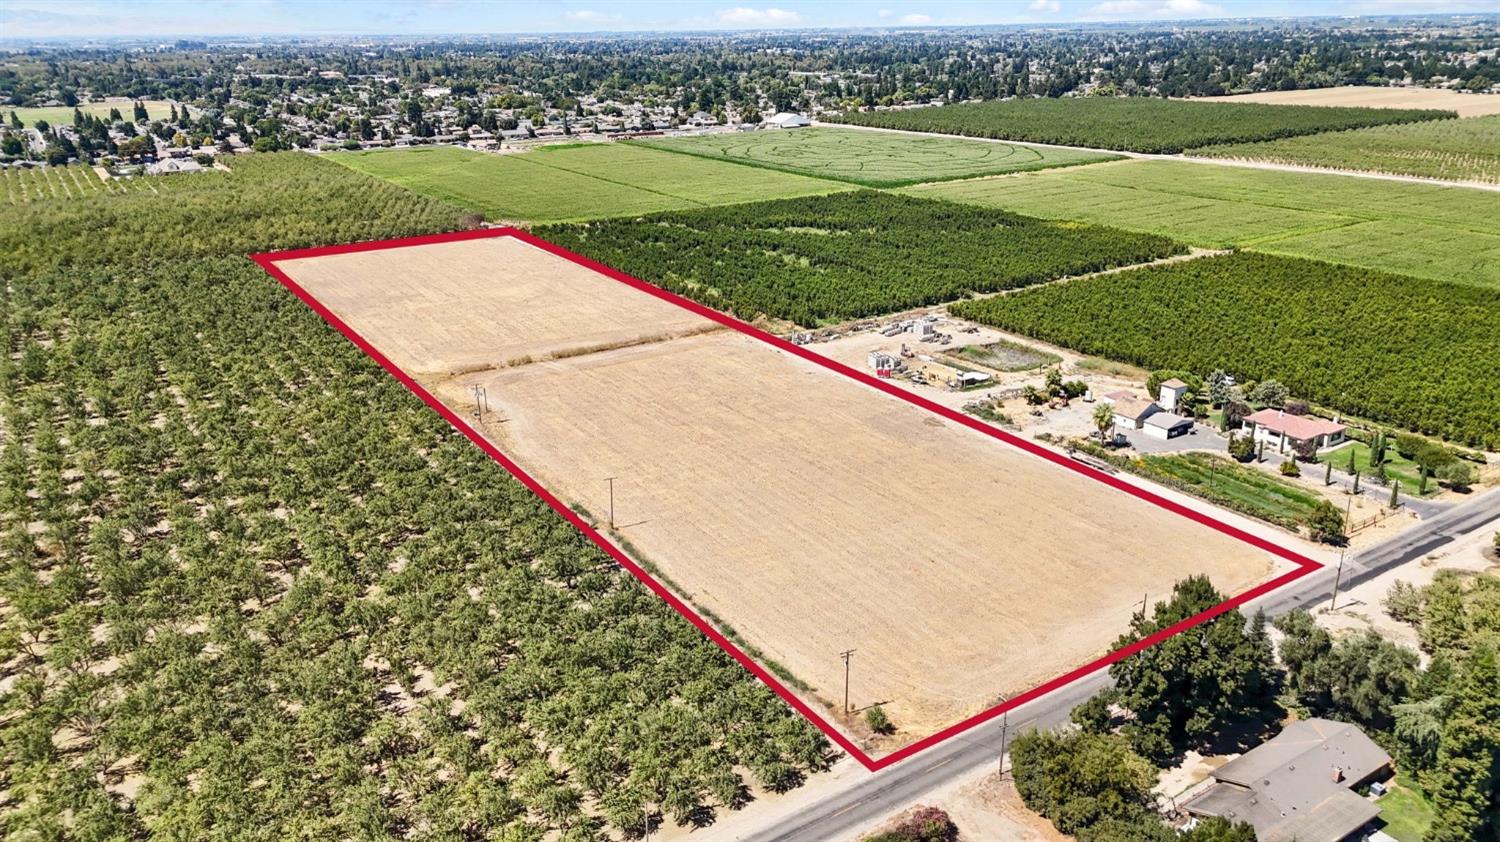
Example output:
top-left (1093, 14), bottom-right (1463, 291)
top-left (904, 159), bottom-right (1500, 289)
top-left (634, 126), bottom-right (1117, 187)
top-left (330, 142), bottom-right (848, 222)
top-left (6, 99), bottom-right (181, 126)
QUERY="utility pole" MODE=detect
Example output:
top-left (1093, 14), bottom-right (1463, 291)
top-left (840, 649), bottom-right (855, 715)
top-left (605, 477), bottom-right (616, 529)
top-left (470, 385), bottom-right (487, 418)
top-left (1138, 591), bottom-right (1149, 618)
top-left (998, 710), bottom-right (1010, 779)
top-left (1330, 493), bottom-right (1354, 610)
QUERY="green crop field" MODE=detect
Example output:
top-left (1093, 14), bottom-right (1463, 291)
top-left (1192, 114), bottom-right (1500, 184)
top-left (331, 143), bottom-right (848, 222)
top-left (538, 191), bottom-right (1183, 325)
top-left (952, 252), bottom-right (1500, 448)
top-left (826, 97), bottom-right (1452, 154)
top-left (5, 99), bottom-right (180, 126)
top-left (633, 126), bottom-right (1117, 186)
top-left (904, 159), bottom-right (1500, 289)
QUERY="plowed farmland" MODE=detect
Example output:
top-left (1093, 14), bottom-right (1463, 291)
top-left (268, 233), bottom-right (1289, 750)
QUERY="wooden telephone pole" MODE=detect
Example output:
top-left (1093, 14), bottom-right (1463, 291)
top-left (1329, 493), bottom-right (1355, 610)
top-left (840, 649), bottom-right (856, 715)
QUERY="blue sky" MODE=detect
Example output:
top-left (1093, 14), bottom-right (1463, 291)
top-left (2, 0), bottom-right (1492, 38)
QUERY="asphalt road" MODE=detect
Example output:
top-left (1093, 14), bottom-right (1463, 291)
top-left (743, 487), bottom-right (1500, 842)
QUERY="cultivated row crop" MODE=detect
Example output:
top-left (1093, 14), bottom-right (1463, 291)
top-left (1191, 113), bottom-right (1500, 184)
top-left (827, 97), bottom-right (1455, 154)
top-left (952, 252), bottom-right (1500, 448)
top-left (538, 191), bottom-right (1183, 325)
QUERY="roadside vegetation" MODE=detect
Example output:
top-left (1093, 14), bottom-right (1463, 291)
top-left (0, 152), bottom-right (832, 839)
top-left (904, 158), bottom-right (1500, 289)
top-left (827, 97), bottom-right (1453, 154)
top-left (1191, 114), bottom-right (1500, 184)
top-left (952, 252), bottom-right (1500, 449)
top-left (538, 191), bottom-right (1183, 325)
top-left (634, 126), bottom-right (1117, 187)
top-left (1066, 443), bottom-right (1326, 533)
top-left (1016, 573), bottom-right (1500, 842)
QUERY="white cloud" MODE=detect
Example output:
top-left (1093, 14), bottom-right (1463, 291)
top-left (715, 7), bottom-right (803, 25)
top-left (1088, 0), bottom-right (1223, 16)
top-left (877, 8), bottom-right (893, 17)
top-left (1028, 0), bottom-right (1062, 11)
top-left (898, 12), bottom-right (933, 24)
top-left (564, 9), bottom-right (622, 23)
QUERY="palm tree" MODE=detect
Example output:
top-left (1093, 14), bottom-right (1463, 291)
top-left (1093, 403), bottom-right (1115, 445)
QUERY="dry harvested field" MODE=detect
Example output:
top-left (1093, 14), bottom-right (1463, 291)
top-left (270, 234), bottom-right (1291, 751)
top-left (1194, 86), bottom-right (1500, 118)
top-left (271, 236), bottom-right (712, 375)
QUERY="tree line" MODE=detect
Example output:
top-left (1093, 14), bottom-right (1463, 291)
top-left (953, 251), bottom-right (1500, 449)
top-left (539, 191), bottom-right (1182, 326)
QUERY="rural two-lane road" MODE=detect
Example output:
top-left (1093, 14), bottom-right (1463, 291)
top-left (743, 486), bottom-right (1500, 842)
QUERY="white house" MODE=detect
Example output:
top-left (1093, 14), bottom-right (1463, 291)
top-left (764, 112), bottom-right (812, 129)
top-left (1112, 397), bottom-right (1161, 433)
top-left (1158, 378), bottom-right (1189, 412)
top-left (1242, 409), bottom-right (1347, 454)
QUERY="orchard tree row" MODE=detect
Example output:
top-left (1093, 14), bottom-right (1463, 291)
top-left (0, 153), bottom-right (830, 839)
top-left (539, 191), bottom-right (1183, 326)
top-left (953, 251), bottom-right (1500, 449)
top-left (827, 97), bottom-right (1453, 154)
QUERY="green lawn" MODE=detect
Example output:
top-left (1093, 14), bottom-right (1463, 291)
top-left (1376, 777), bottom-right (1436, 842)
top-left (1192, 114), bottom-right (1500, 185)
top-left (5, 99), bottom-right (180, 126)
top-left (633, 126), bottom-right (1117, 187)
top-left (330, 143), bottom-right (849, 223)
top-left (1318, 441), bottom-right (1435, 496)
top-left (903, 158), bottom-right (1500, 289)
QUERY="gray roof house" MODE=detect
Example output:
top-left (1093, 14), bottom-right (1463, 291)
top-left (1183, 719), bottom-right (1392, 842)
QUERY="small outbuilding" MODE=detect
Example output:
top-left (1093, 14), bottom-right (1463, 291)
top-left (764, 112), bottom-right (812, 129)
top-left (1111, 397), bottom-right (1161, 432)
top-left (1142, 411), bottom-right (1193, 440)
top-left (1158, 378), bottom-right (1189, 411)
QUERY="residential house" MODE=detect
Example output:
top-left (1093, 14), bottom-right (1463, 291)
top-left (1243, 409), bottom-right (1347, 454)
top-left (1182, 718), bottom-right (1392, 842)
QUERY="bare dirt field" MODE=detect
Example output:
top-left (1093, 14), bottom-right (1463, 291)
top-left (1194, 87), bottom-right (1500, 118)
top-left (273, 234), bottom-right (1291, 752)
top-left (272, 236), bottom-right (711, 376)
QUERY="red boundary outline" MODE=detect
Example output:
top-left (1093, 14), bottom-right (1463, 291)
top-left (251, 227), bottom-right (1322, 772)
